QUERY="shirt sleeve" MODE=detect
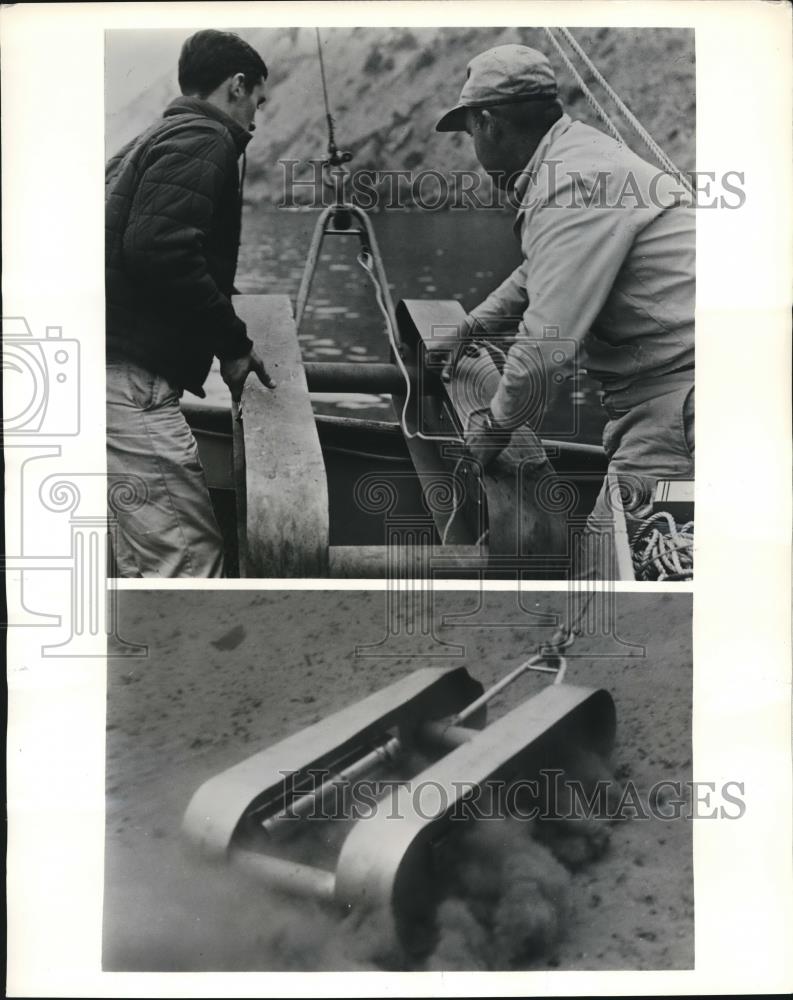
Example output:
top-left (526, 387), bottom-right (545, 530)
top-left (121, 124), bottom-right (252, 361)
top-left (488, 186), bottom-right (649, 429)
top-left (469, 260), bottom-right (530, 336)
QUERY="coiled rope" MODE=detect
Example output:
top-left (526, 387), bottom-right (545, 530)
top-left (630, 510), bottom-right (694, 581)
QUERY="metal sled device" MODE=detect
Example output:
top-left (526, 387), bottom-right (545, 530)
top-left (182, 662), bottom-right (616, 935)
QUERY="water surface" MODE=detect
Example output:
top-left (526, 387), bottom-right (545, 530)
top-left (203, 207), bottom-right (605, 445)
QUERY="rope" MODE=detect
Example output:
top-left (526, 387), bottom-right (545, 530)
top-left (440, 455), bottom-right (467, 545)
top-left (557, 27), bottom-right (694, 192)
top-left (452, 589), bottom-right (596, 720)
top-left (557, 28), bottom-right (695, 195)
top-left (537, 589), bottom-right (596, 661)
top-left (356, 249), bottom-right (478, 548)
top-left (630, 511), bottom-right (694, 581)
top-left (542, 27), bottom-right (625, 145)
top-left (548, 27), bottom-right (695, 197)
top-left (355, 249), bottom-right (460, 451)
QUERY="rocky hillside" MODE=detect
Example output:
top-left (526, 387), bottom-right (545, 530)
top-left (106, 25), bottom-right (695, 206)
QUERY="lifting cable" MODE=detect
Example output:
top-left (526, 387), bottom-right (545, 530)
top-left (315, 27), bottom-right (336, 154)
top-left (311, 32), bottom-right (472, 542)
top-left (315, 28), bottom-right (352, 171)
top-left (544, 27), bottom-right (695, 197)
top-left (542, 27), bottom-right (625, 145)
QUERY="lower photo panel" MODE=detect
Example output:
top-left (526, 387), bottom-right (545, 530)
top-left (104, 588), bottom-right (694, 972)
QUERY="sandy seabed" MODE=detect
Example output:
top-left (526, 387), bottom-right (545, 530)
top-left (104, 588), bottom-right (693, 972)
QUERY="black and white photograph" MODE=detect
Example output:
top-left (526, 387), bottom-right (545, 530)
top-left (4, 3), bottom-right (792, 998)
top-left (104, 25), bottom-right (696, 582)
top-left (104, 589), bottom-right (695, 972)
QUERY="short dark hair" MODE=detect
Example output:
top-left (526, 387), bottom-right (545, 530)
top-left (178, 30), bottom-right (268, 98)
top-left (478, 98), bottom-right (563, 134)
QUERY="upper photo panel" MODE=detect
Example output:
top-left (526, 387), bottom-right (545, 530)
top-left (105, 26), bottom-right (695, 581)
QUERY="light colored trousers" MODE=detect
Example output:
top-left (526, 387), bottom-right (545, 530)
top-left (578, 379), bottom-right (695, 579)
top-left (106, 361), bottom-right (224, 578)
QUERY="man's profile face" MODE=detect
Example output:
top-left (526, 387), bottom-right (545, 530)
top-left (465, 108), bottom-right (534, 193)
top-left (465, 109), bottom-right (510, 190)
top-left (228, 76), bottom-right (267, 133)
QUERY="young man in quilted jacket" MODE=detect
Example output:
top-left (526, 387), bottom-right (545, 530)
top-left (435, 44), bottom-right (695, 579)
top-left (106, 30), bottom-right (274, 577)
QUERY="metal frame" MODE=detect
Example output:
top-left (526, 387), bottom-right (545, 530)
top-left (182, 665), bottom-right (616, 946)
top-left (295, 203), bottom-right (400, 348)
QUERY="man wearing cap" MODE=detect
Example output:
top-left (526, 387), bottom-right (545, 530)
top-left (436, 44), bottom-right (695, 577)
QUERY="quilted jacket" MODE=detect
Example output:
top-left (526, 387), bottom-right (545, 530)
top-left (106, 97), bottom-right (254, 394)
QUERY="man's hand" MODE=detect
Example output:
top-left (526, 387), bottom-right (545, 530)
top-left (220, 347), bottom-right (276, 402)
top-left (441, 314), bottom-right (478, 384)
top-left (464, 407), bottom-right (512, 470)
